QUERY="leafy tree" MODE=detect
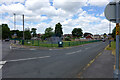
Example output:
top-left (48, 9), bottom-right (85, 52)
top-left (24, 28), bottom-right (31, 40)
top-left (10, 30), bottom-right (23, 39)
top-left (41, 34), bottom-right (46, 41)
top-left (65, 36), bottom-right (71, 41)
top-left (31, 28), bottom-right (37, 37)
top-left (72, 28), bottom-right (83, 38)
top-left (45, 27), bottom-right (54, 38)
top-left (84, 32), bottom-right (93, 37)
top-left (0, 25), bottom-right (2, 40)
top-left (55, 23), bottom-right (63, 37)
top-left (112, 27), bottom-right (116, 40)
top-left (2, 24), bottom-right (10, 39)
top-left (103, 33), bottom-right (107, 38)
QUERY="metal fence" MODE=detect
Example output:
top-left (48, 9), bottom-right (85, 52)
top-left (14, 39), bottom-right (101, 48)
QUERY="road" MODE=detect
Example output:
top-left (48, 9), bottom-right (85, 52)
top-left (2, 41), bottom-right (108, 78)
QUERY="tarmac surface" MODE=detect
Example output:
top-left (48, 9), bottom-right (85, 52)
top-left (2, 41), bottom-right (109, 78)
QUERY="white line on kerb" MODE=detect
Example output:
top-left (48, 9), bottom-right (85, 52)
top-left (6, 56), bottom-right (51, 62)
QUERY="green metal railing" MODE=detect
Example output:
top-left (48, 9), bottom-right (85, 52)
top-left (16, 39), bottom-right (101, 48)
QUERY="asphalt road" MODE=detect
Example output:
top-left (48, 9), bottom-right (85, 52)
top-left (2, 41), bottom-right (108, 78)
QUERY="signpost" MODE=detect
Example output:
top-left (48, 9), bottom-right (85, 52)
top-left (104, 1), bottom-right (120, 78)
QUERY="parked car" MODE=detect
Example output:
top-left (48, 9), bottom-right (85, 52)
top-left (5, 39), bottom-right (10, 42)
top-left (102, 39), bottom-right (105, 42)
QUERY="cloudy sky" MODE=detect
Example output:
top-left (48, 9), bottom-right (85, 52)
top-left (0, 0), bottom-right (117, 34)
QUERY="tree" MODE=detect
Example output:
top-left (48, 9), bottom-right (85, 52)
top-left (103, 33), bottom-right (107, 38)
top-left (10, 30), bottom-right (23, 39)
top-left (55, 23), bottom-right (63, 37)
top-left (112, 27), bottom-right (116, 40)
top-left (0, 25), bottom-right (2, 40)
top-left (2, 24), bottom-right (10, 39)
top-left (72, 28), bottom-right (83, 38)
top-left (44, 27), bottom-right (54, 38)
top-left (84, 32), bottom-right (93, 37)
top-left (24, 28), bottom-right (31, 40)
top-left (31, 28), bottom-right (37, 37)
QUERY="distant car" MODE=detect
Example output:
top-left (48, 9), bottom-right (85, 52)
top-left (5, 39), bottom-right (10, 42)
top-left (102, 39), bottom-right (105, 42)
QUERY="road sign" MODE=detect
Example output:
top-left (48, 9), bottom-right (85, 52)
top-left (104, 2), bottom-right (120, 23)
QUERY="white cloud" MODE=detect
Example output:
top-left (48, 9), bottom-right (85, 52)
top-left (0, 0), bottom-right (25, 5)
top-left (25, 0), bottom-right (50, 11)
top-left (53, 0), bottom-right (87, 13)
top-left (88, 0), bottom-right (111, 7)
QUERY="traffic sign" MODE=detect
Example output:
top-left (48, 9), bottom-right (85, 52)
top-left (104, 2), bottom-right (120, 23)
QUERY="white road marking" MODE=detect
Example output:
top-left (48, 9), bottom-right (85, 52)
top-left (0, 65), bottom-right (3, 69)
top-left (30, 48), bottom-right (36, 50)
top-left (66, 50), bottom-right (82, 55)
top-left (6, 56), bottom-right (51, 62)
top-left (49, 49), bottom-right (53, 50)
top-left (10, 46), bottom-right (12, 49)
top-left (0, 61), bottom-right (6, 65)
top-left (85, 47), bottom-right (90, 50)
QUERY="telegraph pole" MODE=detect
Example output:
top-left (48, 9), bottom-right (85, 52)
top-left (14, 13), bottom-right (16, 30)
top-left (13, 13), bottom-right (17, 44)
top-left (114, 2), bottom-right (120, 78)
top-left (109, 21), bottom-right (111, 47)
top-left (22, 14), bottom-right (25, 45)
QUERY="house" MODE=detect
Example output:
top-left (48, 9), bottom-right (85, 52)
top-left (86, 35), bottom-right (93, 40)
top-left (93, 35), bottom-right (101, 40)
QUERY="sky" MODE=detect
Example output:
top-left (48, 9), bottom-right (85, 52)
top-left (0, 0), bottom-right (118, 35)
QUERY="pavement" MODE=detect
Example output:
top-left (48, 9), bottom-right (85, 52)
top-left (80, 50), bottom-right (115, 78)
top-left (1, 41), bottom-right (109, 78)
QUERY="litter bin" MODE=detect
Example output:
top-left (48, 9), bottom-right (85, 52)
top-left (58, 41), bottom-right (63, 47)
top-left (22, 40), bottom-right (24, 45)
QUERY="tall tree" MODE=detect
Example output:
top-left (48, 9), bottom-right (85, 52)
top-left (0, 25), bottom-right (2, 40)
top-left (25, 28), bottom-right (31, 40)
top-left (55, 23), bottom-right (63, 37)
top-left (103, 33), bottom-right (107, 38)
top-left (31, 28), bottom-right (37, 37)
top-left (45, 27), bottom-right (54, 38)
top-left (84, 32), bottom-right (93, 37)
top-left (112, 27), bottom-right (116, 40)
top-left (2, 24), bottom-right (10, 39)
top-left (72, 28), bottom-right (83, 38)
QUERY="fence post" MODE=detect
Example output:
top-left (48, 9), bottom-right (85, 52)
top-left (69, 42), bottom-right (70, 46)
top-left (38, 40), bottom-right (39, 46)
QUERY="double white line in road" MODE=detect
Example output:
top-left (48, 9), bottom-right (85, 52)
top-left (0, 61), bottom-right (6, 69)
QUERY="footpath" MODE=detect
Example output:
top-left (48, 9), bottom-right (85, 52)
top-left (80, 50), bottom-right (115, 78)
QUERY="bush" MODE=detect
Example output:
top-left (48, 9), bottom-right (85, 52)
top-left (65, 37), bottom-right (71, 41)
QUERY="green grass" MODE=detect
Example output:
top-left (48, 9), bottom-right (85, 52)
top-left (106, 41), bottom-right (116, 50)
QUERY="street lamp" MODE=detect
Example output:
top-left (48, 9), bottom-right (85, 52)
top-left (22, 14), bottom-right (25, 45)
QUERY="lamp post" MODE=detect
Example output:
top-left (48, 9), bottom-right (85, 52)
top-left (22, 14), bottom-right (25, 45)
top-left (13, 13), bottom-right (17, 44)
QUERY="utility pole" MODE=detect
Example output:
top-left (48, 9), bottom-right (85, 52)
top-left (22, 14), bottom-right (25, 45)
top-left (114, 2), bottom-right (120, 78)
top-left (14, 13), bottom-right (16, 30)
top-left (109, 21), bottom-right (111, 47)
top-left (13, 13), bottom-right (17, 44)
